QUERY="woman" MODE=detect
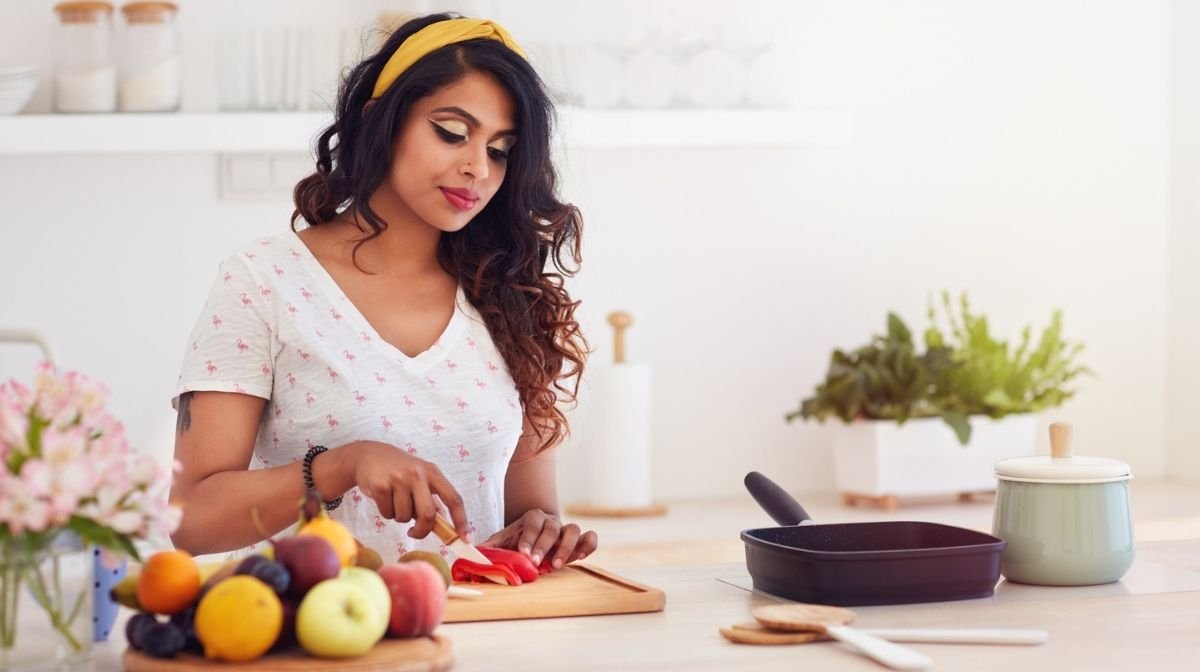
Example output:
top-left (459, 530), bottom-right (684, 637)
top-left (169, 14), bottom-right (596, 572)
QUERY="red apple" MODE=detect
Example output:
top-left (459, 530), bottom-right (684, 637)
top-left (377, 562), bottom-right (447, 638)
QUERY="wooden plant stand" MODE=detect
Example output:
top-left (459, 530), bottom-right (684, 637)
top-left (841, 490), bottom-right (996, 511)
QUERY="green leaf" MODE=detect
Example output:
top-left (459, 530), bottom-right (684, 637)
top-left (67, 517), bottom-right (140, 562)
top-left (940, 410), bottom-right (972, 445)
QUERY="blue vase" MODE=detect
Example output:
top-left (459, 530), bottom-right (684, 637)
top-left (91, 547), bottom-right (126, 642)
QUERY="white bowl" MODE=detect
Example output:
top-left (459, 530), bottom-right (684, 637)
top-left (0, 84), bottom-right (35, 114)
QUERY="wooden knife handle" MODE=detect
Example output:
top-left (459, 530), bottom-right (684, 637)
top-left (432, 515), bottom-right (459, 544)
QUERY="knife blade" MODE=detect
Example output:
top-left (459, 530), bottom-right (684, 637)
top-left (432, 515), bottom-right (493, 566)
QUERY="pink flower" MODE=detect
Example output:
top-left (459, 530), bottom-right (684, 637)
top-left (0, 473), bottom-right (51, 535)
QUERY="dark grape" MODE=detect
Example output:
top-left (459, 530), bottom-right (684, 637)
top-left (234, 554), bottom-right (271, 577)
top-left (140, 622), bottom-right (186, 659)
top-left (124, 613), bottom-right (158, 652)
top-left (169, 606), bottom-right (201, 655)
top-left (249, 559), bottom-right (291, 595)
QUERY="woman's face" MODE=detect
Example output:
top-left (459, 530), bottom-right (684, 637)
top-left (387, 70), bottom-right (517, 234)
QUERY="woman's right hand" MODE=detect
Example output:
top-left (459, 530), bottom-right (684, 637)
top-left (345, 440), bottom-right (472, 543)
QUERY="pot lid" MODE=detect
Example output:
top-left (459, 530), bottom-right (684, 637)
top-left (994, 422), bottom-right (1131, 483)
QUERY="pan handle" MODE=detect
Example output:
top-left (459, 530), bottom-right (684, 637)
top-left (744, 471), bottom-right (814, 526)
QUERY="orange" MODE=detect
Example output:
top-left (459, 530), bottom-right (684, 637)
top-left (298, 517), bottom-right (358, 567)
top-left (136, 549), bottom-right (201, 615)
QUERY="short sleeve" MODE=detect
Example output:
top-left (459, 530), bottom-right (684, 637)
top-left (171, 253), bottom-right (276, 409)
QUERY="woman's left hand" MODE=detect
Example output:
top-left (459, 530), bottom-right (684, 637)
top-left (480, 509), bottom-right (598, 571)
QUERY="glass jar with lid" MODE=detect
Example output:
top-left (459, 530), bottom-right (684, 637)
top-left (52, 1), bottom-right (117, 113)
top-left (118, 2), bottom-right (180, 112)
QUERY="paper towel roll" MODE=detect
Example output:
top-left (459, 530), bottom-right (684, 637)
top-left (586, 362), bottom-right (653, 509)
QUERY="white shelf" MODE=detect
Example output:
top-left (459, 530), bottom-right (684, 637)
top-left (0, 109), bottom-right (851, 156)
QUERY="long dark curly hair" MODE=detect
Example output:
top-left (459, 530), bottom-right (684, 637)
top-left (291, 13), bottom-right (587, 453)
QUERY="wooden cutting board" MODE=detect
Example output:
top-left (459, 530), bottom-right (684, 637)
top-left (443, 563), bottom-right (665, 622)
top-left (122, 635), bottom-right (452, 672)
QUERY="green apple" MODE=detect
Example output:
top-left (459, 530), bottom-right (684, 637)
top-left (339, 567), bottom-right (391, 627)
top-left (296, 578), bottom-right (387, 658)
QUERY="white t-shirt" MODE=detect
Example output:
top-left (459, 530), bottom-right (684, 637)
top-left (173, 231), bottom-right (523, 562)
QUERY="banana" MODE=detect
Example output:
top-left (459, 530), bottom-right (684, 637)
top-left (109, 574), bottom-right (142, 610)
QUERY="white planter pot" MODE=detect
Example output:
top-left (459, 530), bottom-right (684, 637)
top-left (832, 414), bottom-right (1038, 503)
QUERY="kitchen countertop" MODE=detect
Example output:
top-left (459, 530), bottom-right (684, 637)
top-left (72, 481), bottom-right (1200, 670)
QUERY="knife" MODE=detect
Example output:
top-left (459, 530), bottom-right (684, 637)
top-left (432, 515), bottom-right (493, 567)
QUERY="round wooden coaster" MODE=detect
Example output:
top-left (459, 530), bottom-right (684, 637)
top-left (752, 603), bottom-right (856, 632)
top-left (564, 502), bottom-right (669, 518)
top-left (122, 634), bottom-right (454, 672)
top-left (719, 623), bottom-right (827, 645)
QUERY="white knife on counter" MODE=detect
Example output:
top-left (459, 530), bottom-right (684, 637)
top-left (432, 515), bottom-right (507, 585)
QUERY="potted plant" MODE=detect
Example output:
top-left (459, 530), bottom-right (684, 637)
top-left (786, 292), bottom-right (1090, 509)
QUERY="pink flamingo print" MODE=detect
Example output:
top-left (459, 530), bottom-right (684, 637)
top-left (327, 367), bottom-right (339, 382)
top-left (477, 471), bottom-right (486, 488)
top-left (272, 432), bottom-right (280, 449)
top-left (326, 414), bottom-right (339, 430)
top-left (396, 544), bottom-right (409, 561)
top-left (381, 416), bottom-right (393, 432)
top-left (297, 348), bottom-right (310, 361)
top-left (507, 398), bottom-right (517, 410)
top-left (205, 360), bottom-right (218, 375)
top-left (261, 363), bottom-right (271, 378)
top-left (330, 308), bottom-right (343, 321)
top-left (290, 248), bottom-right (301, 260)
top-left (272, 263), bottom-right (284, 277)
top-left (432, 419), bottom-right (445, 436)
top-left (467, 336), bottom-right (477, 349)
top-left (351, 489), bottom-right (362, 507)
top-left (426, 376), bottom-right (437, 387)
top-left (258, 285), bottom-right (271, 299)
top-left (211, 314), bottom-right (223, 329)
top-left (446, 360), bottom-right (458, 373)
top-left (233, 383), bottom-right (245, 394)
top-left (344, 350), bottom-right (356, 363)
top-left (306, 438), bottom-right (315, 449)
top-left (245, 252), bottom-right (256, 261)
top-left (274, 405), bottom-right (282, 419)
top-left (260, 239), bottom-right (272, 247)
top-left (314, 328), bottom-right (324, 339)
top-left (475, 378), bottom-right (488, 390)
top-left (487, 361), bottom-right (499, 373)
top-left (239, 292), bottom-right (252, 308)
top-left (468, 522), bottom-right (477, 538)
top-left (235, 338), bottom-right (249, 353)
top-left (287, 303), bottom-right (298, 317)
top-left (374, 372), bottom-right (386, 385)
top-left (300, 287), bottom-right (313, 301)
top-left (438, 545), bottom-right (449, 559)
top-left (223, 271), bottom-right (231, 283)
top-left (304, 391), bottom-right (315, 406)
top-left (403, 395), bottom-right (415, 410)
top-left (405, 443), bottom-right (417, 455)
top-left (375, 516), bottom-right (385, 533)
top-left (458, 445), bottom-right (470, 462)
top-left (486, 420), bottom-right (498, 434)
top-left (287, 372), bottom-right (296, 388)
top-left (456, 397), bottom-right (469, 411)
top-left (354, 390), bottom-right (366, 406)
top-left (361, 331), bottom-right (372, 343)
top-left (192, 341), bottom-right (198, 352)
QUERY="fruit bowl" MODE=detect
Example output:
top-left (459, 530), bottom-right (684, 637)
top-left (122, 635), bottom-right (454, 671)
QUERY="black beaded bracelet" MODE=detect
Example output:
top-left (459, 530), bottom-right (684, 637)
top-left (303, 445), bottom-right (343, 512)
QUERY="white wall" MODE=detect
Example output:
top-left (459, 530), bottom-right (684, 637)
top-left (0, 1), bottom-right (1179, 504)
top-left (1168, 0), bottom-right (1200, 482)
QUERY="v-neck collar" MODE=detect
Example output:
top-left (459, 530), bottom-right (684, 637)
top-left (288, 229), bottom-right (466, 372)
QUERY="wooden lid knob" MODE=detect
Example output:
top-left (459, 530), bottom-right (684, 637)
top-left (1049, 422), bottom-right (1073, 459)
top-left (607, 311), bottom-right (633, 364)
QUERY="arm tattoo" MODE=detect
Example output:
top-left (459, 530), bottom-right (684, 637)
top-left (176, 392), bottom-right (193, 435)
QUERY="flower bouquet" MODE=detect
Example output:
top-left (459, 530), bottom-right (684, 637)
top-left (0, 363), bottom-right (180, 667)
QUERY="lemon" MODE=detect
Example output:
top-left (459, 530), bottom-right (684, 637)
top-left (195, 575), bottom-right (283, 662)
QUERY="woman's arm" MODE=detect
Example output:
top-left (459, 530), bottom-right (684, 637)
top-left (486, 419), bottom-right (598, 569)
top-left (169, 390), bottom-right (471, 555)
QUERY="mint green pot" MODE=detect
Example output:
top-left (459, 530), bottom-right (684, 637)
top-left (993, 479), bottom-right (1134, 585)
top-left (992, 423), bottom-right (1134, 586)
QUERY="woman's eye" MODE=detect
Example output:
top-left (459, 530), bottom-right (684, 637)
top-left (487, 147), bottom-right (509, 161)
top-left (431, 124), bottom-right (466, 143)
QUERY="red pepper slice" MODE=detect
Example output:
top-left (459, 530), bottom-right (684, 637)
top-left (451, 558), bottom-right (522, 586)
top-left (477, 547), bottom-right (540, 583)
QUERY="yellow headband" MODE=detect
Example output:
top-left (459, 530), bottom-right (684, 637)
top-left (371, 18), bottom-right (527, 99)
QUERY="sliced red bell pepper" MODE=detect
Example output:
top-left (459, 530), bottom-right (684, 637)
top-left (451, 558), bottom-right (522, 586)
top-left (477, 546), bottom-right (540, 583)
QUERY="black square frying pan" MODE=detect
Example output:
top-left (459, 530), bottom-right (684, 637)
top-left (741, 472), bottom-right (1005, 606)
